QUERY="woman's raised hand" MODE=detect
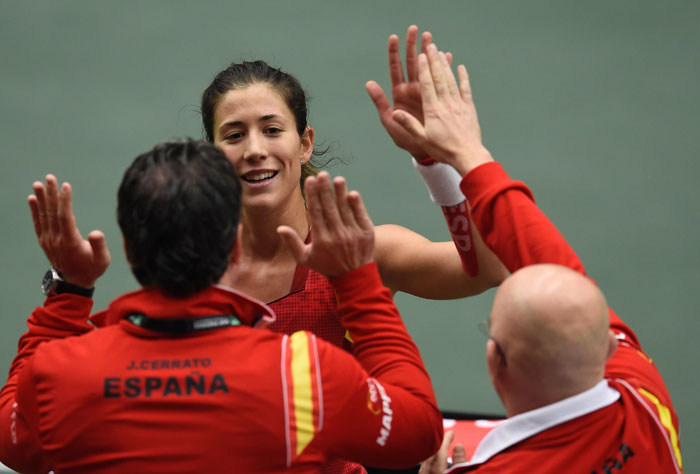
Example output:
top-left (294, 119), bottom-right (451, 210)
top-left (277, 172), bottom-right (375, 278)
top-left (392, 43), bottom-right (494, 176)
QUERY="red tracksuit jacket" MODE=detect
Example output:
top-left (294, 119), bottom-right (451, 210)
top-left (446, 162), bottom-right (682, 473)
top-left (0, 263), bottom-right (442, 473)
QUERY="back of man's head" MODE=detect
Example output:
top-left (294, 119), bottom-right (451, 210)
top-left (487, 264), bottom-right (615, 416)
top-left (117, 139), bottom-right (241, 297)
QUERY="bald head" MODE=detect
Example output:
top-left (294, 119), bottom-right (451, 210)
top-left (488, 264), bottom-right (614, 416)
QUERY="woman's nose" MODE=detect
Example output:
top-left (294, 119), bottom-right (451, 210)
top-left (243, 132), bottom-right (266, 161)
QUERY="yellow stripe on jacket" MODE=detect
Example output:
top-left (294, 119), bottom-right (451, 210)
top-left (638, 387), bottom-right (682, 469)
top-left (290, 331), bottom-right (316, 455)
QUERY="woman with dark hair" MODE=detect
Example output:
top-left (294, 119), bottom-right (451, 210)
top-left (203, 29), bottom-right (505, 347)
top-left (201, 27), bottom-right (505, 474)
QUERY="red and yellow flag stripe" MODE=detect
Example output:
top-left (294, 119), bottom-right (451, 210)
top-left (638, 387), bottom-right (682, 470)
top-left (282, 331), bottom-right (323, 466)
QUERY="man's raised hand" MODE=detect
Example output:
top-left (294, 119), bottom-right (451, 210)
top-left (28, 174), bottom-right (110, 289)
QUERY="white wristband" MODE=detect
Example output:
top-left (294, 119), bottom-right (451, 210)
top-left (412, 158), bottom-right (466, 207)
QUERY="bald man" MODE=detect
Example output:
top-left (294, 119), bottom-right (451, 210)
top-left (487, 264), bottom-right (616, 419)
top-left (397, 45), bottom-right (682, 473)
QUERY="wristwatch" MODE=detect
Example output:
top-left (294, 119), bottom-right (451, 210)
top-left (41, 267), bottom-right (95, 298)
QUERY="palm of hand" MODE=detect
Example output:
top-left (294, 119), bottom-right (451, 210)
top-left (29, 177), bottom-right (111, 288)
top-left (392, 82), bottom-right (423, 122)
top-left (51, 236), bottom-right (106, 284)
top-left (390, 83), bottom-right (428, 160)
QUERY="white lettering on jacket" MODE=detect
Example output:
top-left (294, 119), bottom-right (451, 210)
top-left (373, 379), bottom-right (393, 446)
top-left (10, 402), bottom-right (17, 444)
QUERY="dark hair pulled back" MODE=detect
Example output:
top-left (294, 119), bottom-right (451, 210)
top-left (201, 60), bottom-right (331, 184)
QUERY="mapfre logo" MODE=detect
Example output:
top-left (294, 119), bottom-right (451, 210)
top-left (366, 378), bottom-right (393, 446)
top-left (366, 378), bottom-right (382, 415)
top-left (10, 402), bottom-right (18, 444)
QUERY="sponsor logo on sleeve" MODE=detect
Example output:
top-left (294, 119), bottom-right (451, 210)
top-left (10, 402), bottom-right (17, 444)
top-left (366, 378), bottom-right (393, 447)
top-left (366, 378), bottom-right (382, 415)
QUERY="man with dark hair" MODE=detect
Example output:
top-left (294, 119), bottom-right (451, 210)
top-left (117, 140), bottom-right (243, 296)
top-left (0, 139), bottom-right (442, 473)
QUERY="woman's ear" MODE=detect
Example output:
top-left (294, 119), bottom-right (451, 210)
top-left (300, 126), bottom-right (315, 163)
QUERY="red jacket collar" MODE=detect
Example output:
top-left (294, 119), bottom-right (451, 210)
top-left (89, 285), bottom-right (276, 329)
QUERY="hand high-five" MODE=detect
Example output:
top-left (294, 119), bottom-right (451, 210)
top-left (392, 43), bottom-right (494, 176)
top-left (418, 430), bottom-right (468, 474)
top-left (28, 175), bottom-right (110, 289)
top-left (277, 172), bottom-right (374, 278)
top-left (366, 25), bottom-right (452, 162)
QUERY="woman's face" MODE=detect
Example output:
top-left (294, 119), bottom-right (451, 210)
top-left (213, 83), bottom-right (313, 212)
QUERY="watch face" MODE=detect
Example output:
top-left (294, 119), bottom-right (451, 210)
top-left (41, 268), bottom-right (61, 295)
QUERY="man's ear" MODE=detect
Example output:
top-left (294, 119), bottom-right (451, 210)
top-left (122, 235), bottom-right (131, 265)
top-left (486, 339), bottom-right (508, 412)
top-left (300, 126), bottom-right (314, 163)
top-left (486, 339), bottom-right (505, 377)
top-left (606, 329), bottom-right (619, 362)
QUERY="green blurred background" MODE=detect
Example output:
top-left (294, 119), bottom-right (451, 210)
top-left (1, 0), bottom-right (698, 470)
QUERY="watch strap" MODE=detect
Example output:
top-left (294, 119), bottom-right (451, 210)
top-left (54, 280), bottom-right (95, 298)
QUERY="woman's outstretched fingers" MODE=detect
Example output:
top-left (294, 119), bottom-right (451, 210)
top-left (404, 25), bottom-right (419, 83)
top-left (388, 34), bottom-right (406, 87)
top-left (347, 190), bottom-right (374, 232)
top-left (333, 176), bottom-right (355, 226)
top-left (315, 172), bottom-right (342, 229)
top-left (392, 108), bottom-right (425, 143)
top-left (303, 175), bottom-right (326, 234)
top-left (277, 224), bottom-right (309, 265)
top-left (365, 80), bottom-right (392, 120)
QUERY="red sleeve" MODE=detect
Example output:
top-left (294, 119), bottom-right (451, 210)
top-left (461, 163), bottom-right (640, 342)
top-left (461, 163), bottom-right (677, 425)
top-left (461, 162), bottom-right (586, 274)
top-left (314, 263), bottom-right (443, 467)
top-left (0, 294), bottom-right (94, 472)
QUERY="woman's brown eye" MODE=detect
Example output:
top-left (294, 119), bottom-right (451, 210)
top-left (226, 132), bottom-right (243, 140)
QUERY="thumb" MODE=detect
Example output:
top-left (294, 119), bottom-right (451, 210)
top-left (392, 109), bottom-right (427, 142)
top-left (452, 443), bottom-right (467, 465)
top-left (418, 455), bottom-right (435, 474)
top-left (434, 430), bottom-right (454, 472)
top-left (277, 226), bottom-right (308, 264)
top-left (88, 230), bottom-right (111, 271)
top-left (365, 81), bottom-right (392, 118)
